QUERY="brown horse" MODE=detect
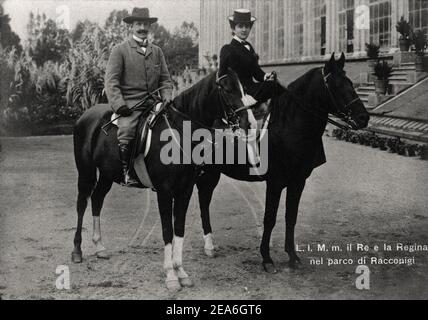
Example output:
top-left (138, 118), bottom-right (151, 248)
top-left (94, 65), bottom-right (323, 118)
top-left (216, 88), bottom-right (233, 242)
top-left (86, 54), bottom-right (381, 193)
top-left (196, 53), bottom-right (370, 273)
top-left (72, 68), bottom-right (248, 291)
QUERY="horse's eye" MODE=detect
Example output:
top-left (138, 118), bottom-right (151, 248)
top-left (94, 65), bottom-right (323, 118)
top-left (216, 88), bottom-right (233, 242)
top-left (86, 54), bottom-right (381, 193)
top-left (222, 85), bottom-right (232, 93)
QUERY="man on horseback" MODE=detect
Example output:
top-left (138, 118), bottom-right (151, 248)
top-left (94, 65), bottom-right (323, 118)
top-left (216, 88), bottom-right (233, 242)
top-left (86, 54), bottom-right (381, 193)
top-left (105, 7), bottom-right (173, 187)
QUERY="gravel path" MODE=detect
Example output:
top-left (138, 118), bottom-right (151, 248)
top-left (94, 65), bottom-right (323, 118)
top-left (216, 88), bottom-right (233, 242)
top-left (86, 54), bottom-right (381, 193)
top-left (0, 135), bottom-right (427, 299)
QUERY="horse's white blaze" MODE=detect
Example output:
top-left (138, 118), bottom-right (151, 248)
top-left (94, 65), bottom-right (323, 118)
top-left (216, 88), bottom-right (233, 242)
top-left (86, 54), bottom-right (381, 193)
top-left (92, 216), bottom-right (106, 252)
top-left (203, 233), bottom-right (214, 250)
top-left (172, 236), bottom-right (184, 268)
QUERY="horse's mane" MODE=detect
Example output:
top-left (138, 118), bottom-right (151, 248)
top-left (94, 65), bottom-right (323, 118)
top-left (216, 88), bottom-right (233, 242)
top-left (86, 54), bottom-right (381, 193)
top-left (287, 67), bottom-right (320, 95)
top-left (173, 72), bottom-right (218, 116)
top-left (271, 67), bottom-right (321, 123)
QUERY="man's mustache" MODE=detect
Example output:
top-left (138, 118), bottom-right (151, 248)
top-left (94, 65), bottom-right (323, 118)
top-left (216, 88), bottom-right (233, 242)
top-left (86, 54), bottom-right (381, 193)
top-left (137, 30), bottom-right (148, 34)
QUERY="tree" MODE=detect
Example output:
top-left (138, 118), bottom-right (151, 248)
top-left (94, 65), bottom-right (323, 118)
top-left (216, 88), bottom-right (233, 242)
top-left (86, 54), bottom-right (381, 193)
top-left (71, 20), bottom-right (86, 43)
top-left (174, 21), bottom-right (199, 45)
top-left (103, 9), bottom-right (129, 46)
top-left (163, 22), bottom-right (199, 75)
top-left (27, 13), bottom-right (71, 66)
top-left (0, 3), bottom-right (22, 52)
top-left (105, 9), bottom-right (129, 28)
top-left (150, 23), bottom-right (171, 49)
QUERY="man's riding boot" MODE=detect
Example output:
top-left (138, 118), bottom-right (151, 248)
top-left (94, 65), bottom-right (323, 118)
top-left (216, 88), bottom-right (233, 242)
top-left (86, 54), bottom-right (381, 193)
top-left (118, 143), bottom-right (140, 187)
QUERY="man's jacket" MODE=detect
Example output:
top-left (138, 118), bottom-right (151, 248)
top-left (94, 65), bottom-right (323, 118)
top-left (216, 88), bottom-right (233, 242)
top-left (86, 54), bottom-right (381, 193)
top-left (218, 38), bottom-right (266, 97)
top-left (105, 36), bottom-right (173, 112)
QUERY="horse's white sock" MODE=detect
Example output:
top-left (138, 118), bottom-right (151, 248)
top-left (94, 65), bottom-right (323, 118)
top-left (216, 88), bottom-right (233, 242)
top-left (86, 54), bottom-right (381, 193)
top-left (203, 233), bottom-right (214, 250)
top-left (92, 216), bottom-right (106, 252)
top-left (172, 236), bottom-right (184, 268)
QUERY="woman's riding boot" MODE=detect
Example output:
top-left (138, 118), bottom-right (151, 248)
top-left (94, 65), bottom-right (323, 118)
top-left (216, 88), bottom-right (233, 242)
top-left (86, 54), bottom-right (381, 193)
top-left (118, 143), bottom-right (140, 187)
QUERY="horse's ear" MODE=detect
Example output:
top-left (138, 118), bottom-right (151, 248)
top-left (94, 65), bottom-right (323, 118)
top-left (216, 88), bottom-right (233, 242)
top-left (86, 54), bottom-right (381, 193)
top-left (338, 52), bottom-right (345, 70)
top-left (325, 52), bottom-right (335, 73)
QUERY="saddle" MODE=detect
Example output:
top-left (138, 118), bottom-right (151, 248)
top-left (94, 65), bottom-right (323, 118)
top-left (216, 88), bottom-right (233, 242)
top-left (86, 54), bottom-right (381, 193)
top-left (111, 102), bottom-right (164, 189)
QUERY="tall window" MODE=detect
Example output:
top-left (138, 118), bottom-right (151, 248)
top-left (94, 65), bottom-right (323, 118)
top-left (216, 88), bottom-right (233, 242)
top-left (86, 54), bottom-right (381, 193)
top-left (369, 0), bottom-right (391, 47)
top-left (409, 0), bottom-right (428, 37)
top-left (262, 1), bottom-right (270, 60)
top-left (248, 0), bottom-right (256, 45)
top-left (339, 0), bottom-right (355, 53)
top-left (277, 0), bottom-right (285, 58)
top-left (293, 1), bottom-right (304, 57)
top-left (313, 0), bottom-right (326, 56)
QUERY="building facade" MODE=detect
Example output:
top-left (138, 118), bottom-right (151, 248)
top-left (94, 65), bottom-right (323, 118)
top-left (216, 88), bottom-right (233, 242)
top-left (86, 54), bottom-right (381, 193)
top-left (199, 0), bottom-right (428, 67)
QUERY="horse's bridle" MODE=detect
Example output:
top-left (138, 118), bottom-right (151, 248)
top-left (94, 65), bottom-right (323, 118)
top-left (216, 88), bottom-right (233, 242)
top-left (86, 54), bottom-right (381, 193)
top-left (322, 68), bottom-right (361, 130)
top-left (216, 74), bottom-right (244, 130)
top-left (214, 68), bottom-right (361, 131)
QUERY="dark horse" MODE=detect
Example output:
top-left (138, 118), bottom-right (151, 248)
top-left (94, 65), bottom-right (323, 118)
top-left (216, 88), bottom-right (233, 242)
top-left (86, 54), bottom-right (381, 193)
top-left (196, 53), bottom-right (370, 272)
top-left (72, 68), bottom-right (247, 291)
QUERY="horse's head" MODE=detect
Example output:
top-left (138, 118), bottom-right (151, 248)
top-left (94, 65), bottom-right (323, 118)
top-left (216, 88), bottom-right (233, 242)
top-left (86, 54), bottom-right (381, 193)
top-left (322, 53), bottom-right (370, 130)
top-left (216, 67), bottom-right (248, 129)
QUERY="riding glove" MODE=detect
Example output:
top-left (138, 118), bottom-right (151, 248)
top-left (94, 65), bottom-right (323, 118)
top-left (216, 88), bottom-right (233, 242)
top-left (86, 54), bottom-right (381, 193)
top-left (163, 97), bottom-right (173, 106)
top-left (116, 105), bottom-right (133, 117)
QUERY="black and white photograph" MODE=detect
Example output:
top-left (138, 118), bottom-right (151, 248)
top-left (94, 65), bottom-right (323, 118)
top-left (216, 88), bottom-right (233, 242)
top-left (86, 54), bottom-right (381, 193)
top-left (0, 0), bottom-right (427, 305)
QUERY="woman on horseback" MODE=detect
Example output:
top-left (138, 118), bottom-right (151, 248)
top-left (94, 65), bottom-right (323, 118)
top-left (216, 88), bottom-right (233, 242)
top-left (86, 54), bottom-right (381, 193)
top-left (218, 9), bottom-right (281, 111)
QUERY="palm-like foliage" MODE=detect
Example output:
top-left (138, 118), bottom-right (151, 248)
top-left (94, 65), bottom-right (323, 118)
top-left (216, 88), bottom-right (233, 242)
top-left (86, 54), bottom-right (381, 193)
top-left (1, 10), bottom-right (199, 135)
top-left (66, 20), bottom-right (128, 112)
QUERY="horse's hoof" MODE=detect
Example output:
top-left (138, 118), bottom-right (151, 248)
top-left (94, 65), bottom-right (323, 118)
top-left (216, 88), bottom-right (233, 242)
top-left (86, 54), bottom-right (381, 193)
top-left (96, 250), bottom-right (110, 260)
top-left (71, 251), bottom-right (82, 263)
top-left (204, 248), bottom-right (215, 258)
top-left (262, 262), bottom-right (278, 274)
top-left (179, 277), bottom-right (194, 288)
top-left (288, 259), bottom-right (302, 270)
top-left (166, 279), bottom-right (182, 292)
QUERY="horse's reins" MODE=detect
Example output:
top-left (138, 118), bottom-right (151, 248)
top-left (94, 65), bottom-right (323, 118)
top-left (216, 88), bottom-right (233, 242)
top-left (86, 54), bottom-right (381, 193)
top-left (216, 74), bottom-right (245, 130)
top-left (101, 85), bottom-right (171, 135)
top-left (156, 76), bottom-right (249, 163)
top-left (154, 74), bottom-right (245, 133)
top-left (234, 69), bottom-right (361, 131)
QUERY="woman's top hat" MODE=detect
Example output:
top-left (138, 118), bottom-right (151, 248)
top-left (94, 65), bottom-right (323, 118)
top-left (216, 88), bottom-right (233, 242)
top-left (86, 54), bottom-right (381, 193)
top-left (228, 9), bottom-right (257, 26)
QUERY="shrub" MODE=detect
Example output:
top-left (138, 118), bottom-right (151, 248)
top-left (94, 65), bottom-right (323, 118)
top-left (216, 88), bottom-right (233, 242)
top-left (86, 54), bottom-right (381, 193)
top-left (396, 16), bottom-right (412, 40)
top-left (365, 43), bottom-right (380, 59)
top-left (374, 60), bottom-right (393, 80)
top-left (412, 30), bottom-right (427, 56)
